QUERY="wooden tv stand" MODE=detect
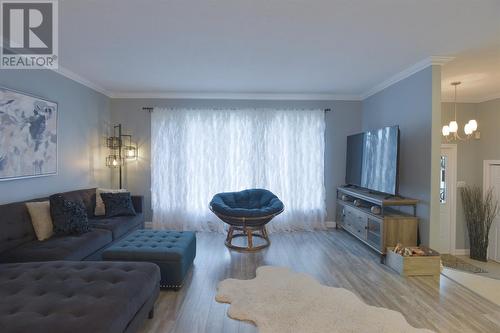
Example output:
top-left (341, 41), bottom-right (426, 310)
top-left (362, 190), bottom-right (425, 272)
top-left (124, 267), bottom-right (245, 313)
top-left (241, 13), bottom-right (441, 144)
top-left (336, 186), bottom-right (418, 262)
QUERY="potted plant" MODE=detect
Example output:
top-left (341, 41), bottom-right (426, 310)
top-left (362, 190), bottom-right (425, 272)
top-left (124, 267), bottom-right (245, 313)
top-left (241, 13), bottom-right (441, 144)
top-left (460, 185), bottom-right (499, 262)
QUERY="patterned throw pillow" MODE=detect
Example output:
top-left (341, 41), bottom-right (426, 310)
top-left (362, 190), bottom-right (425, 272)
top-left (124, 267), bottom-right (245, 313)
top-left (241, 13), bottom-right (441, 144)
top-left (100, 192), bottom-right (137, 218)
top-left (94, 188), bottom-right (128, 216)
top-left (49, 194), bottom-right (90, 235)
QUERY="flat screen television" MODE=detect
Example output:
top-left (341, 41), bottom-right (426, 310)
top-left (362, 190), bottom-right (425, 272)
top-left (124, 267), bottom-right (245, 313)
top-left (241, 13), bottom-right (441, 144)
top-left (345, 125), bottom-right (400, 195)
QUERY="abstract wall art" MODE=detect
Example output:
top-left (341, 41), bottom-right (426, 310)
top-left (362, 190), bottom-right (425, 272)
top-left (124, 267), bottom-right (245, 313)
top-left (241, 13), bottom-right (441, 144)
top-left (0, 87), bottom-right (58, 180)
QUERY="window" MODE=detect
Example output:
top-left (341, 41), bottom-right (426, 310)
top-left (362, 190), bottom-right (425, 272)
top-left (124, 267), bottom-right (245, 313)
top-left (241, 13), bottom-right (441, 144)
top-left (440, 155), bottom-right (447, 203)
top-left (150, 108), bottom-right (326, 232)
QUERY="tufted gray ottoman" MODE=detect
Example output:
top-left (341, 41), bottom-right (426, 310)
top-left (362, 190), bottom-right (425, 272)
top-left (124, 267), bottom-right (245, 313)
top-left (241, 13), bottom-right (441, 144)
top-left (0, 261), bottom-right (160, 333)
top-left (102, 230), bottom-right (196, 288)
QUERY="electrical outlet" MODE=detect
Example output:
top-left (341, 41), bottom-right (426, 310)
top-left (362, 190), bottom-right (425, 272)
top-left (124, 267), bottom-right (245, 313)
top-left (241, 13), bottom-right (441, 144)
top-left (457, 181), bottom-right (466, 188)
top-left (475, 131), bottom-right (481, 139)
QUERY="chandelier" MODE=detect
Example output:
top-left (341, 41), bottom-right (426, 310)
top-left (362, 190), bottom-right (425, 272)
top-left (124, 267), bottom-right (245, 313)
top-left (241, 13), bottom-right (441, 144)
top-left (442, 81), bottom-right (477, 141)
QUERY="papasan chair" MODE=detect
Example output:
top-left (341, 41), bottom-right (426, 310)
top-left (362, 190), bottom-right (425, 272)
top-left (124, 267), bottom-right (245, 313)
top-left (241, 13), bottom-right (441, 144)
top-left (210, 189), bottom-right (284, 252)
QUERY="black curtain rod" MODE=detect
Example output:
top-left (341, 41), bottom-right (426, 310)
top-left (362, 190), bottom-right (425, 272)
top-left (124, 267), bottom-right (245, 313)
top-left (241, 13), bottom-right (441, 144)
top-left (142, 107), bottom-right (331, 112)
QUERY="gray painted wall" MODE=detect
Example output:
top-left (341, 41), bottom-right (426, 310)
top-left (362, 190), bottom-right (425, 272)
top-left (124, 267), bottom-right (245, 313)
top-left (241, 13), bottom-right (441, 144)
top-left (477, 98), bottom-right (500, 162)
top-left (7, 65), bottom-right (492, 251)
top-left (110, 99), bottom-right (362, 222)
top-left (441, 102), bottom-right (480, 249)
top-left (361, 66), bottom-right (435, 246)
top-left (0, 70), bottom-right (111, 203)
top-left (442, 98), bottom-right (500, 249)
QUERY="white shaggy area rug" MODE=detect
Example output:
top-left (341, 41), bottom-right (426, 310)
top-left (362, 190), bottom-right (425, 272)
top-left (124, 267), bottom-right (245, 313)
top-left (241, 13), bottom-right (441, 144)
top-left (216, 266), bottom-right (434, 333)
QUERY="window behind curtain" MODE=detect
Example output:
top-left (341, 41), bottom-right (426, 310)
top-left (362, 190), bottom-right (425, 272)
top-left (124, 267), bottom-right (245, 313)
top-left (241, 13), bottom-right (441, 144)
top-left (151, 108), bottom-right (326, 232)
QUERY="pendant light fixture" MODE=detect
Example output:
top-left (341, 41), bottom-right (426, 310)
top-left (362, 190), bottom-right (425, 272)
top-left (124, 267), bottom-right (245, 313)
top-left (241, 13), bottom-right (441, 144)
top-left (442, 82), bottom-right (478, 141)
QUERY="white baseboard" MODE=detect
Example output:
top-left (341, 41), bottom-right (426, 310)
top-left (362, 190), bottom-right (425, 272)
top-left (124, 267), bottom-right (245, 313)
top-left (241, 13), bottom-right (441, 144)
top-left (453, 249), bottom-right (470, 256)
top-left (145, 221), bottom-right (338, 230)
top-left (325, 221), bottom-right (337, 229)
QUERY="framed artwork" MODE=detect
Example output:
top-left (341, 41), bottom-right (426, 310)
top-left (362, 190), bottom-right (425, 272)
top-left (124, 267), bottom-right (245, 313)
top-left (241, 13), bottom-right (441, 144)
top-left (0, 86), bottom-right (58, 181)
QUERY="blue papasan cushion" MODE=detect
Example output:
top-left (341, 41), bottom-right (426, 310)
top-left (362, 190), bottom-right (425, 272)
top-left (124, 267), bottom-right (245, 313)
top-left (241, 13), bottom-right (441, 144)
top-left (210, 189), bottom-right (284, 218)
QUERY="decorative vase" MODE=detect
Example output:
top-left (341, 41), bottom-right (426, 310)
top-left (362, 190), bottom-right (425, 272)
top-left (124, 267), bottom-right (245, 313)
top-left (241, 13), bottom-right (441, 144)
top-left (469, 239), bottom-right (488, 262)
top-left (460, 185), bottom-right (499, 262)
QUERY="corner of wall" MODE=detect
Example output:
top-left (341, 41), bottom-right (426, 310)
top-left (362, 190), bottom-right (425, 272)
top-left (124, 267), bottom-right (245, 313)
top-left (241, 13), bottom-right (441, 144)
top-left (429, 65), bottom-right (442, 250)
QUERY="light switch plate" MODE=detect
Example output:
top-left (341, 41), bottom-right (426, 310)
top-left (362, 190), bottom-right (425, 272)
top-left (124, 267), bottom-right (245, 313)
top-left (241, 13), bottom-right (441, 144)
top-left (457, 181), bottom-right (466, 188)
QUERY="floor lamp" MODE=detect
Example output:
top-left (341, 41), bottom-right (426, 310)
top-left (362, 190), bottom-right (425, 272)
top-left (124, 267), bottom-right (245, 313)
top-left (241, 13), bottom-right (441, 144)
top-left (106, 124), bottom-right (137, 189)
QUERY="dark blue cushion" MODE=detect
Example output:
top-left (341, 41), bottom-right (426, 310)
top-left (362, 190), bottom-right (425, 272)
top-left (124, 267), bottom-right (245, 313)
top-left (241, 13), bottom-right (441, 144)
top-left (210, 189), bottom-right (284, 217)
top-left (89, 213), bottom-right (144, 240)
top-left (100, 192), bottom-right (137, 217)
top-left (49, 194), bottom-right (90, 235)
top-left (0, 228), bottom-right (112, 263)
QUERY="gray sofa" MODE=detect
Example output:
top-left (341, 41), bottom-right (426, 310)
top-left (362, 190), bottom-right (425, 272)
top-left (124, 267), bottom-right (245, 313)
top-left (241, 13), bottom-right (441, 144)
top-left (0, 188), bottom-right (144, 263)
top-left (0, 188), bottom-right (158, 333)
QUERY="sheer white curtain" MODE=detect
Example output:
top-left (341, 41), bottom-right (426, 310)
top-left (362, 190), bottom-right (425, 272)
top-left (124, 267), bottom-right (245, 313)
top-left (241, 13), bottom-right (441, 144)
top-left (151, 108), bottom-right (326, 232)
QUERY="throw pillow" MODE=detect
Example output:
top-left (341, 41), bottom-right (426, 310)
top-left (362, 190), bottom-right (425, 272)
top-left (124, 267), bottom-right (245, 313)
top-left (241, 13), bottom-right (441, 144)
top-left (94, 188), bottom-right (128, 216)
top-left (25, 201), bottom-right (53, 241)
top-left (49, 194), bottom-right (90, 235)
top-left (100, 192), bottom-right (137, 217)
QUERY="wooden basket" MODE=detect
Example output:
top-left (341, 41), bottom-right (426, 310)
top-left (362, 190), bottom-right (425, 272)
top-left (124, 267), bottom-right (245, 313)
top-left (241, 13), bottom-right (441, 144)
top-left (386, 247), bottom-right (441, 281)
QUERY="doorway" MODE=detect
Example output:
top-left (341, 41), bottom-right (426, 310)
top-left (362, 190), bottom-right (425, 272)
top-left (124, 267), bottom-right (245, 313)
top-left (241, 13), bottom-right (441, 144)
top-left (440, 144), bottom-right (457, 254)
top-left (483, 160), bottom-right (500, 262)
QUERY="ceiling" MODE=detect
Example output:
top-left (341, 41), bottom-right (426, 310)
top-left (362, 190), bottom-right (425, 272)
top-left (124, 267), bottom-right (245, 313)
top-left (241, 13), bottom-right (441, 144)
top-left (441, 45), bottom-right (500, 103)
top-left (58, 0), bottom-right (500, 100)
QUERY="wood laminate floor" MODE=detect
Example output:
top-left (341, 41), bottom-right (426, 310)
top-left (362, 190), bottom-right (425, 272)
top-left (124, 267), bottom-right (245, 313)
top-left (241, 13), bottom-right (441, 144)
top-left (139, 230), bottom-right (500, 333)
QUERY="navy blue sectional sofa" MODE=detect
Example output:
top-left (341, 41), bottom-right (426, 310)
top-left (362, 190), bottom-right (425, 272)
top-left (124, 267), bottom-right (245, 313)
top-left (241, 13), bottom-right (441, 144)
top-left (0, 188), bottom-right (144, 263)
top-left (0, 188), bottom-right (157, 333)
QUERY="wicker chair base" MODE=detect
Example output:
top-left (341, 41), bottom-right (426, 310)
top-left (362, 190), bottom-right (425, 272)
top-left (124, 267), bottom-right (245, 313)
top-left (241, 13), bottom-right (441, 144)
top-left (224, 225), bottom-right (270, 252)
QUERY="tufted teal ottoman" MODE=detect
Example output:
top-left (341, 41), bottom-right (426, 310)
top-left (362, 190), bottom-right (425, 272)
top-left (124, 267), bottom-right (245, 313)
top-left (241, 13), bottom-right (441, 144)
top-left (102, 230), bottom-right (196, 288)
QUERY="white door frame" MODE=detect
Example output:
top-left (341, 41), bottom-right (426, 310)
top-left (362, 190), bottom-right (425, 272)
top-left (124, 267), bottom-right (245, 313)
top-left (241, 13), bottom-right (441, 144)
top-left (441, 144), bottom-right (457, 254)
top-left (483, 160), bottom-right (500, 261)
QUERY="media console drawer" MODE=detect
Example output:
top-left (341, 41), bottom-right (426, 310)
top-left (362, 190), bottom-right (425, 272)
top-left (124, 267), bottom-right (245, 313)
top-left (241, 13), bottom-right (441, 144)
top-left (341, 205), bottom-right (367, 240)
top-left (336, 189), bottom-right (418, 259)
top-left (366, 218), bottom-right (381, 246)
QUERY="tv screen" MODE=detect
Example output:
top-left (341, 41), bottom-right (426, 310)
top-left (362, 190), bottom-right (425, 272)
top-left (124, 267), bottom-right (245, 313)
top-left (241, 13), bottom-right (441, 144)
top-left (345, 125), bottom-right (399, 195)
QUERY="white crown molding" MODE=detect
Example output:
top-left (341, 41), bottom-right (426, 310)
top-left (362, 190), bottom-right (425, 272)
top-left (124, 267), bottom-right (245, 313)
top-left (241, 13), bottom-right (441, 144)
top-left (361, 56), bottom-right (455, 100)
top-left (427, 56), bottom-right (456, 66)
top-left (441, 98), bottom-right (480, 103)
top-left (52, 66), bottom-right (112, 97)
top-left (49, 67), bottom-right (362, 101)
top-left (477, 91), bottom-right (500, 103)
top-left (441, 91), bottom-right (500, 104)
top-left (50, 55), bottom-right (465, 103)
top-left (108, 91), bottom-right (362, 101)
top-left (2, 45), bottom-right (112, 97)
